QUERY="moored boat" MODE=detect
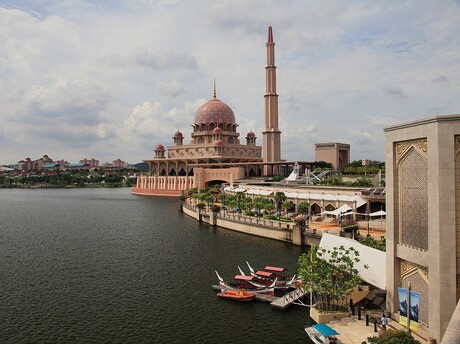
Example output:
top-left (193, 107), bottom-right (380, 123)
top-left (304, 323), bottom-right (339, 344)
top-left (217, 289), bottom-right (255, 301)
top-left (214, 270), bottom-right (276, 295)
top-left (245, 261), bottom-right (301, 287)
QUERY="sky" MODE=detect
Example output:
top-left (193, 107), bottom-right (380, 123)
top-left (1, 0), bottom-right (460, 165)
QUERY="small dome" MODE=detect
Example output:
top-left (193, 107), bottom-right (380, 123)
top-left (194, 98), bottom-right (235, 125)
top-left (214, 139), bottom-right (224, 146)
top-left (213, 127), bottom-right (222, 134)
top-left (246, 130), bottom-right (256, 137)
top-left (155, 143), bottom-right (165, 151)
top-left (173, 130), bottom-right (183, 138)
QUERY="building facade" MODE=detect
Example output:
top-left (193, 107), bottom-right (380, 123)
top-left (384, 115), bottom-right (460, 342)
top-left (314, 142), bottom-right (350, 169)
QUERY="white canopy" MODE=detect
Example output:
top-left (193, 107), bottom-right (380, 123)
top-left (319, 233), bottom-right (386, 290)
top-left (320, 204), bottom-right (353, 217)
top-left (369, 210), bottom-right (386, 217)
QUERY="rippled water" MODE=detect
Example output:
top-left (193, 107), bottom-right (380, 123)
top-left (0, 188), bottom-right (313, 343)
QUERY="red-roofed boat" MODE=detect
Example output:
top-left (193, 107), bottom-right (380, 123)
top-left (214, 270), bottom-right (276, 295)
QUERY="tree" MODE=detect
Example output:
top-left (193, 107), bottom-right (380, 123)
top-left (274, 191), bottom-right (286, 212)
top-left (298, 245), bottom-right (367, 312)
top-left (297, 201), bottom-right (310, 216)
top-left (281, 201), bottom-right (294, 214)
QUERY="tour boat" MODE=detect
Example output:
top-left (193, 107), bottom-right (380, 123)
top-left (245, 261), bottom-right (301, 286)
top-left (237, 266), bottom-right (296, 290)
top-left (214, 270), bottom-right (276, 295)
top-left (304, 323), bottom-right (339, 344)
top-left (217, 289), bottom-right (255, 302)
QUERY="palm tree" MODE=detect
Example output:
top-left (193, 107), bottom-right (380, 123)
top-left (274, 191), bottom-right (287, 212)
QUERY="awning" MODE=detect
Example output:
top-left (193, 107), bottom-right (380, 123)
top-left (370, 210), bottom-right (386, 217)
top-left (255, 270), bottom-right (272, 277)
top-left (320, 204), bottom-right (353, 217)
top-left (234, 275), bottom-right (253, 281)
top-left (313, 323), bottom-right (339, 336)
top-left (264, 266), bottom-right (285, 272)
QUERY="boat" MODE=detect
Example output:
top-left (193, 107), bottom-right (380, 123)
top-left (217, 289), bottom-right (255, 301)
top-left (237, 266), bottom-right (296, 290)
top-left (304, 323), bottom-right (339, 344)
top-left (214, 270), bottom-right (276, 295)
top-left (245, 261), bottom-right (301, 286)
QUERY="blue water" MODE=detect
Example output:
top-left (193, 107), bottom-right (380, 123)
top-left (0, 188), bottom-right (312, 343)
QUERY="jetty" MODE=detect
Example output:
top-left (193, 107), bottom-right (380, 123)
top-left (212, 284), bottom-right (308, 309)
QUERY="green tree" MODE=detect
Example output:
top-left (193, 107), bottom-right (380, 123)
top-left (281, 201), bottom-right (294, 213)
top-left (297, 201), bottom-right (310, 216)
top-left (298, 245), bottom-right (367, 312)
top-left (274, 191), bottom-right (286, 211)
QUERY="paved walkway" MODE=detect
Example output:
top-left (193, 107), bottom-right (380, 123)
top-left (327, 316), bottom-right (428, 344)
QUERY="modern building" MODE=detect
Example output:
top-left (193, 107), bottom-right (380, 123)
top-left (315, 142), bottom-right (350, 169)
top-left (80, 158), bottom-right (100, 167)
top-left (384, 115), bottom-right (460, 343)
top-left (132, 27), bottom-right (285, 196)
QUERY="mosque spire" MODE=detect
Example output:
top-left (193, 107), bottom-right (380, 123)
top-left (213, 78), bottom-right (217, 99)
top-left (267, 25), bottom-right (273, 43)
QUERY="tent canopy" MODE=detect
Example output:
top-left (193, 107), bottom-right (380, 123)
top-left (320, 204), bottom-right (353, 217)
top-left (369, 210), bottom-right (386, 217)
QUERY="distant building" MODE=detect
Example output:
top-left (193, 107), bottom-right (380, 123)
top-left (112, 159), bottom-right (126, 168)
top-left (17, 155), bottom-right (54, 171)
top-left (79, 158), bottom-right (99, 167)
top-left (314, 142), bottom-right (350, 169)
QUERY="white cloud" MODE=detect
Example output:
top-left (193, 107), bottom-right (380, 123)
top-left (1, 1), bottom-right (460, 164)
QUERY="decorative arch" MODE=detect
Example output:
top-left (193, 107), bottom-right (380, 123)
top-left (310, 203), bottom-right (321, 215)
top-left (324, 203), bottom-right (336, 211)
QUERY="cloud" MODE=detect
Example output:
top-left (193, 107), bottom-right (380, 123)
top-left (156, 80), bottom-right (184, 97)
top-left (431, 75), bottom-right (448, 84)
top-left (382, 86), bottom-right (408, 98)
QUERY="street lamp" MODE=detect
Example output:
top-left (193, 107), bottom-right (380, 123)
top-left (367, 211), bottom-right (371, 237)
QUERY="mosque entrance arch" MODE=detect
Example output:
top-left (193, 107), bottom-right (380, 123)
top-left (206, 180), bottom-right (227, 188)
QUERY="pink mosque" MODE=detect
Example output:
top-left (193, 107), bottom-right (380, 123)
top-left (132, 26), bottom-right (289, 196)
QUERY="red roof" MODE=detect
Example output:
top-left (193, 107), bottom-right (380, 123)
top-left (256, 270), bottom-right (272, 277)
top-left (234, 275), bottom-right (254, 281)
top-left (264, 266), bottom-right (286, 272)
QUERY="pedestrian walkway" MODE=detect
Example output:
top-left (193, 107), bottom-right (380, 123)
top-left (327, 316), bottom-right (428, 344)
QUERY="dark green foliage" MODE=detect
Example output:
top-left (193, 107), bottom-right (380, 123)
top-left (359, 236), bottom-right (386, 252)
top-left (366, 330), bottom-right (421, 343)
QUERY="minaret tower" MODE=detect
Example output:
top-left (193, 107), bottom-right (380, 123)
top-left (262, 26), bottom-right (281, 176)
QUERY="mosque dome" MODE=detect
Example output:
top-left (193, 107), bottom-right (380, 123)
top-left (214, 139), bottom-right (224, 146)
top-left (173, 130), bottom-right (183, 138)
top-left (194, 98), bottom-right (235, 125)
top-left (213, 127), bottom-right (222, 134)
top-left (246, 130), bottom-right (256, 137)
top-left (155, 143), bottom-right (165, 151)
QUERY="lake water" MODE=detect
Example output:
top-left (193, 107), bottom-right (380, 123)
top-left (0, 188), bottom-right (313, 343)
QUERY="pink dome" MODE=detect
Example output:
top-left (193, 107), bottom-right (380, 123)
top-left (194, 98), bottom-right (235, 125)
top-left (214, 139), bottom-right (224, 146)
top-left (155, 143), bottom-right (165, 151)
top-left (213, 127), bottom-right (222, 134)
top-left (247, 130), bottom-right (256, 137)
top-left (173, 130), bottom-right (183, 138)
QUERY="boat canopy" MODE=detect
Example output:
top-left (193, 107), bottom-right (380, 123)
top-left (234, 275), bottom-right (254, 281)
top-left (312, 323), bottom-right (339, 337)
top-left (264, 266), bottom-right (285, 272)
top-left (255, 270), bottom-right (272, 277)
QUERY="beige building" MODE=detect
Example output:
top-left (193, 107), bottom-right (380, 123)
top-left (384, 115), bottom-right (460, 343)
top-left (314, 142), bottom-right (350, 169)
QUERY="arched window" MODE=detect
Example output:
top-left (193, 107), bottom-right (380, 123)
top-left (198, 137), bottom-right (205, 144)
top-left (209, 123), bottom-right (215, 130)
top-left (228, 137), bottom-right (234, 144)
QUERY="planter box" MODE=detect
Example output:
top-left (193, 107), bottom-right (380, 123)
top-left (310, 305), bottom-right (350, 324)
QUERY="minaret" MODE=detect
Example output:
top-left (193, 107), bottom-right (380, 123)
top-left (262, 26), bottom-right (281, 176)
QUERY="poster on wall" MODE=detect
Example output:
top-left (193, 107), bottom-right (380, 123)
top-left (409, 291), bottom-right (420, 331)
top-left (398, 287), bottom-right (408, 327)
top-left (398, 287), bottom-right (421, 331)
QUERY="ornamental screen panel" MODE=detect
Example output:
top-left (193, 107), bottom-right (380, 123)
top-left (397, 141), bottom-right (428, 251)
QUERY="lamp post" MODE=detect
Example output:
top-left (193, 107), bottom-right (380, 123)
top-left (367, 211), bottom-right (371, 237)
